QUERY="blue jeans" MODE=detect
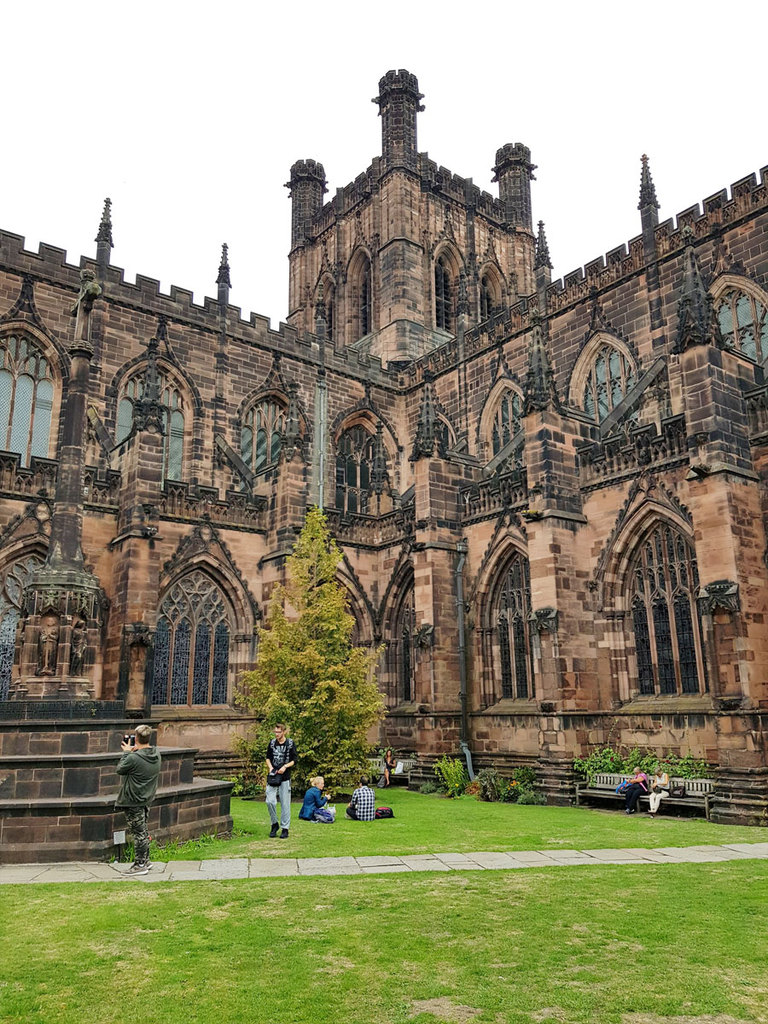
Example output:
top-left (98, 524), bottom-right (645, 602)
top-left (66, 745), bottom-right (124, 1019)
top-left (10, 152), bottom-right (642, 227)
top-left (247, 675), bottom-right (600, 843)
top-left (266, 779), bottom-right (291, 829)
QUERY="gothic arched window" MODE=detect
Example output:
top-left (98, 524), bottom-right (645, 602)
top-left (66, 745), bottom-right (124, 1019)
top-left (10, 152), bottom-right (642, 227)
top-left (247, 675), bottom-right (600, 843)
top-left (583, 345), bottom-right (635, 422)
top-left (491, 390), bottom-right (523, 456)
top-left (495, 554), bottom-right (533, 700)
top-left (241, 399), bottom-right (286, 474)
top-left (0, 553), bottom-right (44, 699)
top-left (151, 570), bottom-right (232, 706)
top-left (629, 524), bottom-right (705, 696)
top-left (716, 288), bottom-right (768, 362)
top-left (479, 274), bottom-right (500, 321)
top-left (435, 255), bottom-right (455, 332)
top-left (0, 333), bottom-right (54, 467)
top-left (395, 585), bottom-right (416, 703)
top-left (335, 425), bottom-right (375, 514)
top-left (115, 372), bottom-right (186, 481)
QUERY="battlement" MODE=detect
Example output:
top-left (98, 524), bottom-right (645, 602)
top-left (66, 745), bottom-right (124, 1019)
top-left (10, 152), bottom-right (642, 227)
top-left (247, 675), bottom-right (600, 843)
top-left (547, 162), bottom-right (768, 313)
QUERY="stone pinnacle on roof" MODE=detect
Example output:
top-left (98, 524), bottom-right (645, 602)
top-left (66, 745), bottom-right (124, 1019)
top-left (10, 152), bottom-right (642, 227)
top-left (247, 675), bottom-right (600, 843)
top-left (535, 221), bottom-right (552, 270)
top-left (638, 154), bottom-right (660, 211)
top-left (216, 243), bottom-right (231, 289)
top-left (95, 198), bottom-right (113, 247)
top-left (676, 228), bottom-right (720, 351)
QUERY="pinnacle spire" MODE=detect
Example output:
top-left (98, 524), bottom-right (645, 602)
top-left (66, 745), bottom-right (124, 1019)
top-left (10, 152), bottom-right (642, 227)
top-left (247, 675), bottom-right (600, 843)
top-left (638, 154), bottom-right (660, 211)
top-left (216, 243), bottom-right (231, 288)
top-left (371, 421), bottom-right (388, 495)
top-left (534, 221), bottom-right (552, 270)
top-left (412, 371), bottom-right (439, 459)
top-left (96, 198), bottom-right (113, 246)
top-left (676, 229), bottom-right (720, 351)
top-left (523, 319), bottom-right (561, 415)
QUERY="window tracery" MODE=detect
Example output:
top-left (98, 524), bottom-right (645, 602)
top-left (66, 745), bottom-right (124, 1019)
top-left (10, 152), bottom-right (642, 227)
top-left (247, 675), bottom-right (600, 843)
top-left (334, 425), bottom-right (375, 514)
top-left (0, 553), bottom-right (44, 698)
top-left (716, 288), bottom-right (768, 362)
top-left (241, 398), bottom-right (286, 474)
top-left (0, 333), bottom-right (54, 467)
top-left (491, 390), bottom-right (523, 456)
top-left (629, 524), bottom-right (705, 696)
top-left (115, 372), bottom-right (186, 480)
top-left (495, 554), bottom-right (533, 700)
top-left (151, 570), bottom-right (232, 706)
top-left (435, 255), bottom-right (455, 332)
top-left (583, 345), bottom-right (635, 422)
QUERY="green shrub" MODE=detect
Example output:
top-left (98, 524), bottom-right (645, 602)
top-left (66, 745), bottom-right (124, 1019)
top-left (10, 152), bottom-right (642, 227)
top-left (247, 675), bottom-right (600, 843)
top-left (512, 765), bottom-right (537, 789)
top-left (419, 780), bottom-right (440, 795)
top-left (516, 787), bottom-right (546, 806)
top-left (476, 767), bottom-right (504, 802)
top-left (574, 745), bottom-right (711, 782)
top-left (434, 756), bottom-right (469, 799)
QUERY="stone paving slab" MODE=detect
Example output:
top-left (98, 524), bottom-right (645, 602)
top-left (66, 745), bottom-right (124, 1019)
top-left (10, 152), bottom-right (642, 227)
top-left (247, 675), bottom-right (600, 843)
top-left (1, 843), bottom-right (767, 885)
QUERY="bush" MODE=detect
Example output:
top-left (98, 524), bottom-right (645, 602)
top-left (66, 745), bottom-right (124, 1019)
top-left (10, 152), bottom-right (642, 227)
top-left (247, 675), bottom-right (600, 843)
top-left (419, 780), bottom-right (440, 795)
top-left (573, 745), bottom-right (710, 782)
top-left (512, 765), bottom-right (537, 789)
top-left (476, 767), bottom-right (503, 802)
top-left (516, 787), bottom-right (547, 806)
top-left (231, 734), bottom-right (267, 796)
top-left (464, 779), bottom-right (481, 797)
top-left (434, 756), bottom-right (468, 798)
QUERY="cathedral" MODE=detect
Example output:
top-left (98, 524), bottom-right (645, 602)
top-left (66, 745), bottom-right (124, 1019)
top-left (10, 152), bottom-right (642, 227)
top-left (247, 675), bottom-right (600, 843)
top-left (1, 70), bottom-right (767, 823)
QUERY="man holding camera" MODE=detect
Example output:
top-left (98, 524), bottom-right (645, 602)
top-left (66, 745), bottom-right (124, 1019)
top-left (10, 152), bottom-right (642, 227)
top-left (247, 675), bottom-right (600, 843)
top-left (115, 724), bottom-right (162, 875)
top-left (265, 723), bottom-right (297, 839)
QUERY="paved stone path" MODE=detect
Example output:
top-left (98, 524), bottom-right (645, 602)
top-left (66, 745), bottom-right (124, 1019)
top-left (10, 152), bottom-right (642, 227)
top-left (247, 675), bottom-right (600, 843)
top-left (2, 842), bottom-right (767, 884)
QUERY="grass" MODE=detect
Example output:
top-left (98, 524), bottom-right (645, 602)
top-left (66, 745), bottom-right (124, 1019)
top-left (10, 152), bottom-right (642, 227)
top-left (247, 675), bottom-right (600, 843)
top-left (144, 788), bottom-right (768, 862)
top-left (2, 860), bottom-right (767, 1024)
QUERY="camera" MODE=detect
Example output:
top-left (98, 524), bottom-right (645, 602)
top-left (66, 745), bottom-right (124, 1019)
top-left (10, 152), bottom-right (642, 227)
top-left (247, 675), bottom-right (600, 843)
top-left (123, 733), bottom-right (135, 746)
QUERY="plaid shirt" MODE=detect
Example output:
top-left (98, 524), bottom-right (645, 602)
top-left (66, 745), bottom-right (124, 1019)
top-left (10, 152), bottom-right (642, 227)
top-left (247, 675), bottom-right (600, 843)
top-left (350, 785), bottom-right (376, 821)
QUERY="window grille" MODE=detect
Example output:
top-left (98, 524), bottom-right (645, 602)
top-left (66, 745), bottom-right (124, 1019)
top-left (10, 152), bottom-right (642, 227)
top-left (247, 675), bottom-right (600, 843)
top-left (150, 571), bottom-right (232, 706)
top-left (0, 334), bottom-right (54, 466)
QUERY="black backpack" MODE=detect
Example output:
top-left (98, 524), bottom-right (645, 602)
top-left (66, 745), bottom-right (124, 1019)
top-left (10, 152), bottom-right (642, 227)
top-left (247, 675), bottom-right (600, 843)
top-left (374, 806), bottom-right (394, 819)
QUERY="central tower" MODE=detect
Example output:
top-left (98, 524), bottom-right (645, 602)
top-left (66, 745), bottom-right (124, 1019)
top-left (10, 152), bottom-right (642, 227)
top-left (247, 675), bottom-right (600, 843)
top-left (286, 70), bottom-right (537, 367)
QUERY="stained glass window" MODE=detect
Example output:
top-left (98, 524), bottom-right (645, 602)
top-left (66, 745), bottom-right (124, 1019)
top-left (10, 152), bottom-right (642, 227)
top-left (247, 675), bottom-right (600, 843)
top-left (491, 390), bottom-right (523, 456)
top-left (716, 288), bottom-right (768, 361)
top-left (629, 524), bottom-right (704, 696)
top-left (496, 554), bottom-right (533, 700)
top-left (397, 588), bottom-right (416, 703)
top-left (0, 554), bottom-right (44, 699)
top-left (583, 345), bottom-right (635, 423)
top-left (335, 426), bottom-right (376, 514)
top-left (241, 399), bottom-right (286, 474)
top-left (150, 571), bottom-right (233, 706)
top-left (359, 260), bottom-right (372, 339)
top-left (0, 334), bottom-right (55, 466)
top-left (115, 373), bottom-right (186, 480)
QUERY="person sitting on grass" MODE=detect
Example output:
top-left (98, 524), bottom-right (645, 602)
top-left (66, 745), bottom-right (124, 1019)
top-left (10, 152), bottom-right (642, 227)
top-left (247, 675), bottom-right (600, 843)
top-left (299, 776), bottom-right (329, 822)
top-left (345, 775), bottom-right (376, 821)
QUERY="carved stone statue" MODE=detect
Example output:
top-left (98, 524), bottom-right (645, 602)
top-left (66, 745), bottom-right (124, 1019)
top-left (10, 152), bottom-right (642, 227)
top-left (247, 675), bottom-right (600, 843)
top-left (70, 620), bottom-right (87, 674)
top-left (37, 617), bottom-right (59, 676)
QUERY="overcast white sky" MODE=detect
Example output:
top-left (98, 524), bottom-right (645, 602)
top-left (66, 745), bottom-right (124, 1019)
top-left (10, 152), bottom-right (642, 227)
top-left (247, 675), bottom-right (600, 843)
top-left (3, 1), bottom-right (766, 329)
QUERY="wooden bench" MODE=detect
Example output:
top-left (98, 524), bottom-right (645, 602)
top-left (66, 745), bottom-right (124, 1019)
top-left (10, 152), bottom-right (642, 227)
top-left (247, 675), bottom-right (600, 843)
top-left (575, 773), bottom-right (713, 820)
top-left (368, 757), bottom-right (416, 785)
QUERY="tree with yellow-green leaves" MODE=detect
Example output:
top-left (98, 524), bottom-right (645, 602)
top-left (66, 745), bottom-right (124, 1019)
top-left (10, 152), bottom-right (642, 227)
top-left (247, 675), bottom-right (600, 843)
top-left (235, 507), bottom-right (385, 791)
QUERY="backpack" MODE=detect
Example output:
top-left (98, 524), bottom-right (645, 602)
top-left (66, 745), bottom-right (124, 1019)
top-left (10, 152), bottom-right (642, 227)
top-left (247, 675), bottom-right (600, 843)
top-left (375, 806), bottom-right (394, 819)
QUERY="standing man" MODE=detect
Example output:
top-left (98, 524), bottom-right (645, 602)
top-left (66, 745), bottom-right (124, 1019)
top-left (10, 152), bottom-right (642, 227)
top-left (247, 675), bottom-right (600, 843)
top-left (115, 724), bottom-right (161, 875)
top-left (265, 723), bottom-right (297, 839)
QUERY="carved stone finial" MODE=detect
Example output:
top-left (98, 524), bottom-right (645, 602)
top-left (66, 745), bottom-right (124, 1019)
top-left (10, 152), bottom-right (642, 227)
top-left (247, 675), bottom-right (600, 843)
top-left (638, 154), bottom-right (660, 211)
top-left (96, 198), bottom-right (113, 247)
top-left (216, 243), bottom-right (231, 288)
top-left (535, 221), bottom-right (552, 270)
top-left (697, 579), bottom-right (740, 616)
top-left (523, 319), bottom-right (561, 414)
top-left (412, 371), bottom-right (439, 459)
top-left (676, 237), bottom-right (721, 352)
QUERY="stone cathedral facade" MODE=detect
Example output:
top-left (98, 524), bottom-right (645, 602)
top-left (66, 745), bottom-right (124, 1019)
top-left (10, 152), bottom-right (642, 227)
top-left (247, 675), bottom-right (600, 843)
top-left (1, 70), bottom-right (767, 822)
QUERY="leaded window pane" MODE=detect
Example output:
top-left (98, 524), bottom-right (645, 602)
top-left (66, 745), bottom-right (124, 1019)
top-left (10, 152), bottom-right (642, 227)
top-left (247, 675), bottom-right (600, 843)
top-left (584, 345), bottom-right (635, 423)
top-left (498, 618), bottom-right (513, 698)
top-left (241, 426), bottom-right (253, 468)
top-left (255, 428), bottom-right (267, 471)
top-left (513, 618), bottom-right (529, 699)
top-left (334, 426), bottom-right (375, 514)
top-left (397, 589), bottom-right (415, 703)
top-left (491, 391), bottom-right (522, 456)
top-left (270, 430), bottom-right (281, 464)
top-left (496, 554), bottom-right (533, 701)
top-left (9, 374), bottom-right (33, 463)
top-left (192, 622), bottom-right (211, 703)
top-left (170, 618), bottom-right (191, 704)
top-left (211, 623), bottom-right (229, 704)
top-left (716, 289), bottom-right (768, 361)
top-left (151, 618), bottom-right (171, 704)
top-left (0, 611), bottom-right (16, 700)
top-left (168, 410), bottom-right (184, 481)
top-left (118, 372), bottom-right (185, 479)
top-left (632, 597), bottom-right (654, 695)
top-left (29, 378), bottom-right (52, 458)
top-left (0, 370), bottom-right (13, 447)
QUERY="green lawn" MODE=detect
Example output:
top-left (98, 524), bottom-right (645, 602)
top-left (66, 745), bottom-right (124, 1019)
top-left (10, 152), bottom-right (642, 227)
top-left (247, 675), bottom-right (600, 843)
top-left (148, 789), bottom-right (768, 861)
top-left (2, 860), bottom-right (767, 1024)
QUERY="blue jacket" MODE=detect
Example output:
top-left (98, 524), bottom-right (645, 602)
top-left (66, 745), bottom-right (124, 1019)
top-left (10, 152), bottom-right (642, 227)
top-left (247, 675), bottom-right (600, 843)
top-left (299, 786), bottom-right (328, 820)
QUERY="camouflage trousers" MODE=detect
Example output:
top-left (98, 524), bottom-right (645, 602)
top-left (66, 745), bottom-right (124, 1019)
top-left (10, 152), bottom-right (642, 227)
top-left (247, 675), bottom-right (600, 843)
top-left (123, 805), bottom-right (150, 864)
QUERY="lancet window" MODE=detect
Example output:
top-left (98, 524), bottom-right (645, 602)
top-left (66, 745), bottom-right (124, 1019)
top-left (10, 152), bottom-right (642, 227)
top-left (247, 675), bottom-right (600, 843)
top-left (396, 586), bottom-right (416, 703)
top-left (335, 425), bottom-right (375, 514)
top-left (491, 390), bottom-right (523, 456)
top-left (0, 553), bottom-right (44, 699)
top-left (435, 255), bottom-right (455, 332)
top-left (0, 333), bottom-right (54, 467)
top-left (495, 554), bottom-right (533, 700)
top-left (115, 373), bottom-right (186, 480)
top-left (583, 345), bottom-right (635, 422)
top-left (716, 289), bottom-right (768, 362)
top-left (241, 399), bottom-right (286, 474)
top-left (151, 571), bottom-right (232, 706)
top-left (629, 524), bottom-right (705, 696)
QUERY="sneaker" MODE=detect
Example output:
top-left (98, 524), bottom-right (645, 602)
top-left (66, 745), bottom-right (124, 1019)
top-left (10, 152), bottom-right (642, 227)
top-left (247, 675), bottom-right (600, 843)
top-left (279, 828), bottom-right (289, 839)
top-left (269, 823), bottom-right (279, 838)
top-left (128, 862), bottom-right (149, 875)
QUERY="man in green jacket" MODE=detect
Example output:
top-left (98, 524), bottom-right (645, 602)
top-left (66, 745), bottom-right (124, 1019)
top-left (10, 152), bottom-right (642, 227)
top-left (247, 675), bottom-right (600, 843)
top-left (115, 724), bottom-right (161, 875)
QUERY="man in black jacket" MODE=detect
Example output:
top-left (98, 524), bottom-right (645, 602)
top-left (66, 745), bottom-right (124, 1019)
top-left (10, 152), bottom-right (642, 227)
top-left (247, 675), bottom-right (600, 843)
top-left (115, 724), bottom-right (162, 875)
top-left (265, 723), bottom-right (297, 839)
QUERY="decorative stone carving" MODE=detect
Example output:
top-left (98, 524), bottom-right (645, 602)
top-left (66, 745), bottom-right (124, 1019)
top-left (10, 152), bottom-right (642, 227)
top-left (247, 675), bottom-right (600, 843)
top-left (697, 579), bottom-right (740, 615)
top-left (69, 619), bottom-right (87, 674)
top-left (414, 623), bottom-right (434, 649)
top-left (530, 607), bottom-right (558, 633)
top-left (37, 615), bottom-right (59, 675)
